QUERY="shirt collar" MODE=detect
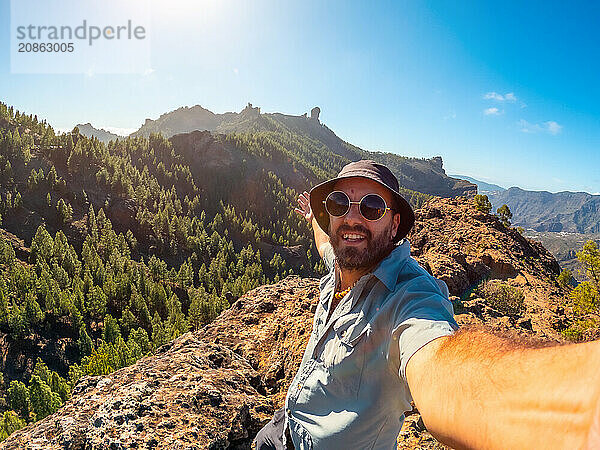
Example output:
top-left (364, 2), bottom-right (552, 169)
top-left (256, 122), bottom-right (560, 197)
top-left (371, 239), bottom-right (411, 291)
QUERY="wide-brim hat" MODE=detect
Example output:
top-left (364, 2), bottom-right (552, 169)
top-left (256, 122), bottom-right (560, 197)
top-left (309, 160), bottom-right (415, 243)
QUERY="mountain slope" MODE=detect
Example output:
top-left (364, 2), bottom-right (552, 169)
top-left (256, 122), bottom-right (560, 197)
top-left (489, 187), bottom-right (600, 233)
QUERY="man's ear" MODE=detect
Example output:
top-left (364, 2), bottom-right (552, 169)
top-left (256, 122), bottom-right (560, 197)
top-left (391, 212), bottom-right (401, 237)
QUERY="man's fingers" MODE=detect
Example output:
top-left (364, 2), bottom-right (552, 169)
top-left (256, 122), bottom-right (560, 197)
top-left (295, 191), bottom-right (312, 220)
top-left (297, 192), bottom-right (311, 210)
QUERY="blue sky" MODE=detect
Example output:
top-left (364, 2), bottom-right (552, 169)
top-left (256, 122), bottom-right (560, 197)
top-left (1, 0), bottom-right (599, 193)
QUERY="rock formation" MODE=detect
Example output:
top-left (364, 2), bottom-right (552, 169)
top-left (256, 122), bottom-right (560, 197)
top-left (430, 156), bottom-right (443, 170)
top-left (310, 107), bottom-right (320, 122)
top-left (241, 103), bottom-right (261, 118)
top-left (1, 197), bottom-right (570, 449)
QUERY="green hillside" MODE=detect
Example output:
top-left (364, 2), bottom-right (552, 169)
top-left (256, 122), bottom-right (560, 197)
top-left (0, 103), bottom-right (318, 438)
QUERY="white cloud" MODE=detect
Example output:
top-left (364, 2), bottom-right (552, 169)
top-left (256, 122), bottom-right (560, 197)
top-left (484, 107), bottom-right (502, 116)
top-left (518, 119), bottom-right (563, 135)
top-left (519, 119), bottom-right (541, 133)
top-left (484, 92), bottom-right (504, 101)
top-left (484, 91), bottom-right (518, 102)
top-left (545, 121), bottom-right (563, 135)
top-left (443, 111), bottom-right (456, 120)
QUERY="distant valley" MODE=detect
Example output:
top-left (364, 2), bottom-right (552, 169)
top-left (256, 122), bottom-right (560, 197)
top-left (487, 187), bottom-right (600, 234)
top-left (451, 176), bottom-right (600, 234)
top-left (450, 176), bottom-right (600, 273)
top-left (450, 174), bottom-right (506, 194)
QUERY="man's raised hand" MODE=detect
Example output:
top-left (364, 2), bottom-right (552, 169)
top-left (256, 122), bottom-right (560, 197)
top-left (295, 190), bottom-right (330, 258)
top-left (295, 191), bottom-right (313, 223)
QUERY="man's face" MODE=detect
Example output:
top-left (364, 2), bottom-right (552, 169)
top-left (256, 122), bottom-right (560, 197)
top-left (328, 177), bottom-right (401, 270)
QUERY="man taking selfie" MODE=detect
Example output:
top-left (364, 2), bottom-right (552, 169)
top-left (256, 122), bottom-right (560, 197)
top-left (254, 160), bottom-right (600, 449)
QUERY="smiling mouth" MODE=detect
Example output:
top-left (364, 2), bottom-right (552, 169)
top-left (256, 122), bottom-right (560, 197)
top-left (342, 233), bottom-right (367, 243)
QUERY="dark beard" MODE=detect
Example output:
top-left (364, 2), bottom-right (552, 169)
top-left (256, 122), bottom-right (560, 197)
top-left (330, 223), bottom-right (395, 270)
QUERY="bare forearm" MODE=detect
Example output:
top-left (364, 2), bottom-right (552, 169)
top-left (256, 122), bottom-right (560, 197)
top-left (408, 328), bottom-right (600, 449)
top-left (295, 191), bottom-right (330, 259)
top-left (312, 216), bottom-right (330, 259)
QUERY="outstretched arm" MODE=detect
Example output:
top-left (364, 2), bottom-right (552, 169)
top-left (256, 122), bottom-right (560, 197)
top-left (406, 328), bottom-right (600, 449)
top-left (587, 399), bottom-right (600, 448)
top-left (295, 191), bottom-right (331, 259)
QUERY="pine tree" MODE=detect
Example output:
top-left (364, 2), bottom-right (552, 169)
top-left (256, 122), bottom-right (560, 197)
top-left (30, 226), bottom-right (54, 264)
top-left (7, 380), bottom-right (30, 420)
top-left (28, 375), bottom-right (62, 420)
top-left (119, 308), bottom-right (137, 339)
top-left (0, 287), bottom-right (8, 327)
top-left (87, 286), bottom-right (107, 321)
top-left (102, 314), bottom-right (121, 344)
top-left (496, 204), bottom-right (512, 227)
top-left (23, 293), bottom-right (44, 327)
top-left (188, 286), bottom-right (208, 330)
top-left (127, 327), bottom-right (151, 355)
top-left (151, 312), bottom-right (167, 349)
top-left (77, 325), bottom-right (94, 356)
top-left (474, 194), bottom-right (492, 213)
top-left (0, 411), bottom-right (26, 440)
top-left (57, 199), bottom-right (73, 224)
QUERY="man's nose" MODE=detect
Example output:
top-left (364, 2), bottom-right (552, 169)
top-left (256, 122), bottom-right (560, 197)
top-left (343, 202), bottom-right (363, 224)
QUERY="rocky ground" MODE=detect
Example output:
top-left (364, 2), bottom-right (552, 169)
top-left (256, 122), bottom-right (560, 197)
top-left (1, 197), bottom-right (573, 449)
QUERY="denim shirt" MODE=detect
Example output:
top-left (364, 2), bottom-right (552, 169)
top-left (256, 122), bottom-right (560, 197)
top-left (284, 239), bottom-right (459, 450)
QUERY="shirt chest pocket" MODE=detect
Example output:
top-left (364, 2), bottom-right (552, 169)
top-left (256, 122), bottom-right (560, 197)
top-left (320, 316), bottom-right (370, 397)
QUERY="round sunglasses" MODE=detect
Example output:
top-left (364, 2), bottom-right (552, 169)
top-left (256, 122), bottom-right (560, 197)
top-left (324, 191), bottom-right (391, 221)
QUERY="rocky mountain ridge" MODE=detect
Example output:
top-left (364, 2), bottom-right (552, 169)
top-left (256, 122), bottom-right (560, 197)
top-left (103, 102), bottom-right (476, 198)
top-left (73, 124), bottom-right (123, 144)
top-left (1, 196), bottom-right (571, 449)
